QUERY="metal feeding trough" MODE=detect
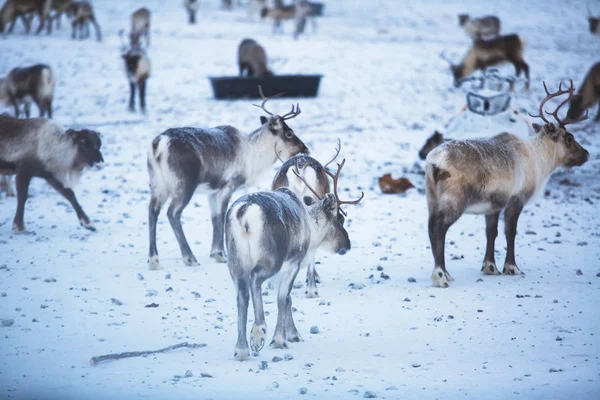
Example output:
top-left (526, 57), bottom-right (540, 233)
top-left (209, 75), bottom-right (323, 99)
top-left (309, 2), bottom-right (325, 16)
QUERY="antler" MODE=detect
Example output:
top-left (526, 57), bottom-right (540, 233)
top-left (274, 143), bottom-right (286, 164)
top-left (323, 138), bottom-right (341, 169)
top-left (291, 158), bottom-right (323, 201)
top-left (529, 80), bottom-right (589, 127)
top-left (253, 85), bottom-right (285, 116)
top-left (324, 159), bottom-right (364, 216)
top-left (280, 103), bottom-right (301, 120)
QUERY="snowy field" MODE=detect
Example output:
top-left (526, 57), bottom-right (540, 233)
top-left (1, 0), bottom-right (600, 399)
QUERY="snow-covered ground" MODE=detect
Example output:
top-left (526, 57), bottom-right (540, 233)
top-left (1, 1), bottom-right (599, 399)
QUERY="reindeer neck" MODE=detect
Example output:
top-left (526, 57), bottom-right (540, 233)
top-left (526, 135), bottom-right (562, 180)
top-left (306, 208), bottom-right (326, 251)
top-left (243, 125), bottom-right (278, 183)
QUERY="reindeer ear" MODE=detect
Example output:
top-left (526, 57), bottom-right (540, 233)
top-left (532, 123), bottom-right (542, 133)
top-left (543, 123), bottom-right (560, 141)
top-left (260, 116), bottom-right (268, 125)
top-left (322, 193), bottom-right (337, 212)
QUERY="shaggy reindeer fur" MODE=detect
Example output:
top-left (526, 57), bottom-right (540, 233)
top-left (458, 14), bottom-right (500, 40)
top-left (567, 62), bottom-right (600, 122)
top-left (226, 188), bottom-right (351, 360)
top-left (0, 115), bottom-right (103, 232)
top-left (147, 109), bottom-right (309, 270)
top-left (0, 64), bottom-right (55, 119)
top-left (426, 122), bottom-right (589, 287)
top-left (272, 154), bottom-right (331, 298)
top-left (238, 39), bottom-right (272, 77)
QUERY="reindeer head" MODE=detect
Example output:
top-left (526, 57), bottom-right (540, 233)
top-left (254, 86), bottom-right (309, 159)
top-left (293, 158), bottom-right (364, 255)
top-left (440, 52), bottom-right (463, 86)
top-left (419, 131), bottom-right (445, 160)
top-left (530, 81), bottom-right (589, 168)
top-left (458, 14), bottom-right (470, 26)
top-left (66, 129), bottom-right (104, 168)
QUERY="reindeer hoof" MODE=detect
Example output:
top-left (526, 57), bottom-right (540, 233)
top-left (481, 261), bottom-right (500, 275)
top-left (148, 255), bottom-right (162, 270)
top-left (234, 347), bottom-right (250, 361)
top-left (269, 339), bottom-right (288, 350)
top-left (12, 222), bottom-right (25, 234)
top-left (503, 264), bottom-right (522, 275)
top-left (250, 323), bottom-right (267, 352)
top-left (305, 287), bottom-right (319, 298)
top-left (81, 221), bottom-right (96, 231)
top-left (210, 251), bottom-right (227, 263)
top-left (431, 266), bottom-right (452, 287)
top-left (183, 255), bottom-right (199, 267)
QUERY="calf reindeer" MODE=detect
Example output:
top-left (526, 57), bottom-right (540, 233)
top-left (184, 0), bottom-right (198, 24)
top-left (0, 114), bottom-right (103, 232)
top-left (227, 160), bottom-right (362, 360)
top-left (0, 64), bottom-right (55, 119)
top-left (271, 141), bottom-right (341, 297)
top-left (425, 81), bottom-right (589, 287)
top-left (66, 1), bottom-right (101, 41)
top-left (458, 14), bottom-right (500, 39)
top-left (121, 43), bottom-right (150, 114)
top-left (131, 7), bottom-right (150, 47)
top-left (147, 86), bottom-right (309, 270)
top-left (442, 34), bottom-right (529, 89)
top-left (238, 38), bottom-right (273, 77)
top-left (567, 62), bottom-right (600, 122)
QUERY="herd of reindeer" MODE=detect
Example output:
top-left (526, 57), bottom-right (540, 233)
top-left (0, 0), bottom-right (599, 360)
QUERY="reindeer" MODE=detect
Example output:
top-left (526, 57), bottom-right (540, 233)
top-left (147, 86), bottom-right (309, 270)
top-left (120, 31), bottom-right (150, 114)
top-left (66, 1), bottom-right (101, 41)
top-left (227, 159), bottom-right (363, 360)
top-left (0, 64), bottom-right (55, 119)
top-left (0, 0), bottom-right (50, 35)
top-left (588, 4), bottom-right (600, 36)
top-left (271, 141), bottom-right (341, 298)
top-left (184, 0), bottom-right (198, 24)
top-left (131, 7), bottom-right (150, 47)
top-left (442, 34), bottom-right (529, 89)
top-left (261, 0), bottom-right (312, 37)
top-left (425, 81), bottom-right (589, 288)
top-left (46, 0), bottom-right (72, 33)
top-left (567, 62), bottom-right (600, 122)
top-left (0, 114), bottom-right (103, 232)
top-left (458, 14), bottom-right (500, 40)
top-left (238, 38), bottom-right (273, 77)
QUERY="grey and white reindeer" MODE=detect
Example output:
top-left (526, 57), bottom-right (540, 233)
top-left (425, 81), bottom-right (589, 287)
top-left (0, 64), bottom-right (55, 119)
top-left (271, 140), bottom-right (342, 297)
top-left (147, 86), bottom-right (309, 270)
top-left (226, 159), bottom-right (363, 360)
top-left (120, 31), bottom-right (150, 114)
top-left (0, 114), bottom-right (103, 232)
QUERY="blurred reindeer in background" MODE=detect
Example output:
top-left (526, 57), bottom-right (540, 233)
top-left (567, 62), bottom-right (600, 122)
top-left (0, 0), bottom-right (50, 36)
top-left (66, 1), bottom-right (101, 41)
top-left (46, 0), bottom-right (72, 33)
top-left (0, 64), bottom-right (55, 119)
top-left (261, 0), bottom-right (314, 39)
top-left (458, 14), bottom-right (500, 40)
top-left (131, 7), bottom-right (150, 47)
top-left (588, 4), bottom-right (600, 36)
top-left (119, 30), bottom-right (150, 114)
top-left (184, 0), bottom-right (198, 24)
top-left (238, 38), bottom-right (273, 77)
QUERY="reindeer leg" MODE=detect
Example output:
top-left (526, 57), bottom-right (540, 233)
top-left (71, 20), bottom-right (77, 39)
top-left (10, 97), bottom-right (20, 118)
top-left (249, 263), bottom-right (274, 353)
top-left (428, 201), bottom-right (465, 287)
top-left (305, 253), bottom-right (319, 298)
top-left (148, 193), bottom-right (166, 270)
top-left (129, 83), bottom-right (136, 112)
top-left (91, 17), bottom-right (101, 41)
top-left (167, 183), bottom-right (198, 266)
top-left (37, 101), bottom-right (45, 118)
top-left (595, 95), bottom-right (600, 122)
top-left (139, 79), bottom-right (147, 114)
top-left (24, 102), bottom-right (31, 119)
top-left (270, 262), bottom-right (300, 349)
top-left (208, 187), bottom-right (234, 263)
top-left (44, 175), bottom-right (95, 231)
top-left (285, 265), bottom-right (302, 342)
top-left (232, 273), bottom-right (251, 361)
top-left (481, 212), bottom-right (501, 275)
top-left (12, 168), bottom-right (33, 233)
top-left (35, 10), bottom-right (45, 34)
top-left (46, 100), bottom-right (52, 119)
top-left (503, 198), bottom-right (524, 275)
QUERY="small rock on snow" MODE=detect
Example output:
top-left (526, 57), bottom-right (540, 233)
top-left (407, 277), bottom-right (416, 283)
top-left (111, 298), bottom-right (123, 306)
top-left (1, 318), bottom-right (15, 327)
top-left (576, 269), bottom-right (583, 276)
top-left (137, 273), bottom-right (144, 281)
top-left (184, 370), bottom-right (193, 378)
top-left (364, 390), bottom-right (377, 398)
top-left (310, 326), bottom-right (320, 334)
top-left (299, 387), bottom-right (308, 395)
top-left (284, 353), bottom-right (294, 361)
top-left (259, 361), bottom-right (268, 370)
top-left (349, 283), bottom-right (365, 290)
top-left (201, 372), bottom-right (213, 378)
top-left (272, 356), bottom-right (283, 362)
top-left (412, 363), bottom-right (421, 368)
top-left (386, 385), bottom-right (398, 391)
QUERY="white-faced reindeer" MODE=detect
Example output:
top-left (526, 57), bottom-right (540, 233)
top-left (0, 64), bottom-right (55, 119)
top-left (227, 159), bottom-right (363, 360)
top-left (567, 62), bottom-right (600, 122)
top-left (271, 141), bottom-right (342, 298)
top-left (0, 0), bottom-right (50, 36)
top-left (131, 7), bottom-right (150, 47)
top-left (442, 34), bottom-right (529, 89)
top-left (120, 31), bottom-right (150, 114)
top-left (66, 1), bottom-right (101, 41)
top-left (425, 81), bottom-right (589, 288)
top-left (458, 14), bottom-right (500, 40)
top-left (184, 0), bottom-right (198, 24)
top-left (238, 38), bottom-right (273, 77)
top-left (0, 114), bottom-right (103, 232)
top-left (147, 86), bottom-right (309, 270)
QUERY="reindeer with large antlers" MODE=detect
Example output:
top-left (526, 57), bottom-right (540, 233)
top-left (226, 158), bottom-right (363, 360)
top-left (271, 140), bottom-right (362, 297)
top-left (147, 86), bottom-right (308, 270)
top-left (425, 80), bottom-right (589, 287)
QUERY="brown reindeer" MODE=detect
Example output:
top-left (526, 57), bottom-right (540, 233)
top-left (425, 81), bottom-right (588, 287)
top-left (567, 62), bottom-right (600, 122)
top-left (0, 0), bottom-right (50, 35)
top-left (66, 1), bottom-right (101, 41)
top-left (0, 64), bottom-right (55, 119)
top-left (442, 34), bottom-right (529, 89)
top-left (131, 7), bottom-right (150, 47)
top-left (46, 0), bottom-right (72, 33)
top-left (238, 38), bottom-right (273, 77)
top-left (458, 14), bottom-right (500, 40)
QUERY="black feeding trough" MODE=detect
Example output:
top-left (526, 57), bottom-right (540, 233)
top-left (209, 75), bottom-right (323, 99)
top-left (309, 2), bottom-right (325, 16)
